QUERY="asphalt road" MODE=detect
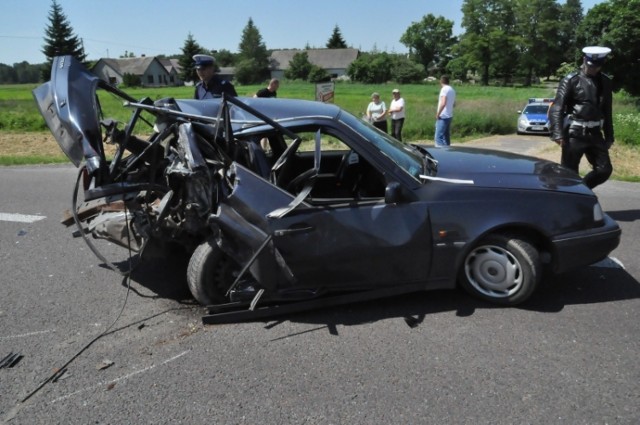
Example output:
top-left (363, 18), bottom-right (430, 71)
top-left (1, 138), bottom-right (638, 424)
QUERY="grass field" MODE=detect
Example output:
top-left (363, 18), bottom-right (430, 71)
top-left (1, 80), bottom-right (638, 180)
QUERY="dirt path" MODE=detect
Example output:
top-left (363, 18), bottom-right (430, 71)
top-left (0, 131), bottom-right (64, 158)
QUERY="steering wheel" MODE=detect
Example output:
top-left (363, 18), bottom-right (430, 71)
top-left (270, 137), bottom-right (302, 187)
top-left (286, 168), bottom-right (317, 193)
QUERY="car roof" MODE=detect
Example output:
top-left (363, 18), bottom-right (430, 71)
top-left (173, 97), bottom-right (343, 124)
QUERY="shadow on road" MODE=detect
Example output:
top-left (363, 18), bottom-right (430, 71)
top-left (109, 254), bottom-right (195, 304)
top-left (107, 255), bottom-right (640, 329)
top-left (277, 265), bottom-right (639, 329)
top-left (607, 209), bottom-right (640, 222)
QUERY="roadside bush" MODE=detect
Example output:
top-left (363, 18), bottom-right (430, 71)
top-left (391, 57), bottom-right (425, 84)
top-left (308, 65), bottom-right (329, 83)
top-left (122, 73), bottom-right (141, 87)
top-left (285, 52), bottom-right (313, 81)
top-left (614, 114), bottom-right (640, 147)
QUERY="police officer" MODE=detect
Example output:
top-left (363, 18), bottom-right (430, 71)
top-left (549, 46), bottom-right (614, 189)
top-left (193, 54), bottom-right (237, 99)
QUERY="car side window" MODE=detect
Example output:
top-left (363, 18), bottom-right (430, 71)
top-left (294, 131), bottom-right (349, 152)
top-left (278, 128), bottom-right (386, 202)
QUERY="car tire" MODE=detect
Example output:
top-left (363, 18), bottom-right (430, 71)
top-left (459, 234), bottom-right (540, 305)
top-left (187, 237), bottom-right (235, 306)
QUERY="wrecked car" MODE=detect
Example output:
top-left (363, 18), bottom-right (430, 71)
top-left (33, 56), bottom-right (621, 322)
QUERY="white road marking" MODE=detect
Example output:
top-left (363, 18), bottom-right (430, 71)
top-left (0, 329), bottom-right (55, 340)
top-left (0, 212), bottom-right (46, 223)
top-left (590, 256), bottom-right (624, 269)
top-left (49, 350), bottom-right (190, 404)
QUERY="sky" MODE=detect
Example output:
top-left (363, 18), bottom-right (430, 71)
top-left (0, 0), bottom-right (603, 65)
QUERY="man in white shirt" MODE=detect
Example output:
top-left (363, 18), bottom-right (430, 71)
top-left (435, 76), bottom-right (456, 146)
top-left (388, 89), bottom-right (406, 141)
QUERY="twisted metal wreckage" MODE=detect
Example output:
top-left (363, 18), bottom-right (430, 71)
top-left (32, 56), bottom-right (621, 323)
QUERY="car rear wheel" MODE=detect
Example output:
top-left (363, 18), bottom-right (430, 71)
top-left (459, 234), bottom-right (540, 305)
top-left (187, 237), bottom-right (236, 306)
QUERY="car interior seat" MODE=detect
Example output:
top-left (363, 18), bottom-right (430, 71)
top-left (241, 138), bottom-right (271, 179)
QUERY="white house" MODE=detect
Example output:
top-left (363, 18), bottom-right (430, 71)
top-left (92, 56), bottom-right (183, 87)
top-left (269, 48), bottom-right (359, 80)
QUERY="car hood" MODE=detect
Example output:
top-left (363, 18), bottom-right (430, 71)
top-left (425, 146), bottom-right (591, 195)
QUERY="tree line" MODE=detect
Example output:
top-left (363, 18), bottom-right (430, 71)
top-left (2, 0), bottom-right (638, 96)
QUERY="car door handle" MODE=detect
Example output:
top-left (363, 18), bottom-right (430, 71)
top-left (273, 226), bottom-right (314, 236)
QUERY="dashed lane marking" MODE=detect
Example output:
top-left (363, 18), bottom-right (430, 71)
top-left (0, 212), bottom-right (46, 223)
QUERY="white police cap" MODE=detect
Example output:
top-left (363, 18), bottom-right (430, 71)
top-left (582, 46), bottom-right (611, 66)
top-left (193, 54), bottom-right (215, 69)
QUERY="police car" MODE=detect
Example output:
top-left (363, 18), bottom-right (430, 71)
top-left (516, 98), bottom-right (553, 135)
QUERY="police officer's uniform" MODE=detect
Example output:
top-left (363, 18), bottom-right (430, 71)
top-left (549, 46), bottom-right (614, 189)
top-left (193, 54), bottom-right (238, 100)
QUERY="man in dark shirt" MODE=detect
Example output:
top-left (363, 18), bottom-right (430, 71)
top-left (193, 54), bottom-right (237, 99)
top-left (254, 78), bottom-right (279, 98)
top-left (548, 46), bottom-right (614, 189)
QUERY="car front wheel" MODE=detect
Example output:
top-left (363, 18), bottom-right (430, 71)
top-left (459, 234), bottom-right (541, 305)
top-left (187, 237), bottom-right (236, 306)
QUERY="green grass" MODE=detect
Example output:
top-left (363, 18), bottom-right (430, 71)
top-left (1, 80), bottom-right (638, 146)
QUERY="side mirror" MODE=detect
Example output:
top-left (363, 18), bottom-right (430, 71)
top-left (384, 182), bottom-right (402, 204)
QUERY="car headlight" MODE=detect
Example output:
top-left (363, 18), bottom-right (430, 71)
top-left (593, 202), bottom-right (604, 222)
top-left (519, 118), bottom-right (529, 126)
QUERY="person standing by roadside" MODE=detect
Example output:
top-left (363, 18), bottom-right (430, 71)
top-left (253, 78), bottom-right (280, 150)
top-left (388, 89), bottom-right (405, 141)
top-left (366, 92), bottom-right (388, 133)
top-left (548, 46), bottom-right (614, 189)
top-left (435, 75), bottom-right (456, 147)
top-left (193, 54), bottom-right (237, 99)
top-left (254, 78), bottom-right (279, 98)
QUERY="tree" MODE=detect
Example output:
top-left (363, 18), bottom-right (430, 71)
top-left (459, 0), bottom-right (519, 85)
top-left (400, 14), bottom-right (456, 75)
top-left (514, 0), bottom-right (563, 85)
top-left (445, 56), bottom-right (470, 81)
top-left (214, 49), bottom-right (236, 67)
top-left (0, 64), bottom-right (18, 84)
top-left (347, 53), bottom-right (423, 84)
top-left (179, 33), bottom-right (204, 83)
top-left (41, 0), bottom-right (86, 79)
top-left (326, 25), bottom-right (348, 49)
top-left (285, 51), bottom-right (313, 80)
top-left (236, 18), bottom-right (270, 84)
top-left (558, 0), bottom-right (583, 65)
top-left (575, 0), bottom-right (640, 95)
top-left (13, 61), bottom-right (42, 84)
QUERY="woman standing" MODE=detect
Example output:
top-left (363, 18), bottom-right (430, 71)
top-left (366, 92), bottom-right (388, 133)
top-left (388, 89), bottom-right (405, 141)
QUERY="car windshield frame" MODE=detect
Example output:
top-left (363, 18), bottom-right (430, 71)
top-left (339, 111), bottom-right (425, 182)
